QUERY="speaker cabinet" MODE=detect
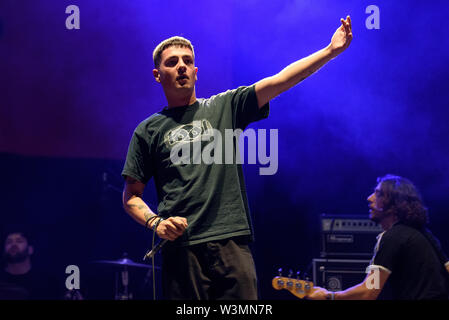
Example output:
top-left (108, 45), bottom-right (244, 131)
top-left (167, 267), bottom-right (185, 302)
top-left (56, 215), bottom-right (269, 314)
top-left (312, 258), bottom-right (371, 291)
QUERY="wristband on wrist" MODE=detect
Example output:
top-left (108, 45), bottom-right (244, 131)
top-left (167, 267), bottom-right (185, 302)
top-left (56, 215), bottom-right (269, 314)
top-left (152, 217), bottom-right (164, 232)
top-left (145, 215), bottom-right (159, 230)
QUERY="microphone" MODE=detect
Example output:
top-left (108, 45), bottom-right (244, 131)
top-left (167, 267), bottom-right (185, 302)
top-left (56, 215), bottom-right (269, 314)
top-left (143, 239), bottom-right (168, 261)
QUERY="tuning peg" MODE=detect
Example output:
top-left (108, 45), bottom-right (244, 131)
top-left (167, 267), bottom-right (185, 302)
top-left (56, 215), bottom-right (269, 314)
top-left (278, 268), bottom-right (282, 276)
top-left (296, 270), bottom-right (301, 280)
top-left (288, 269), bottom-right (293, 278)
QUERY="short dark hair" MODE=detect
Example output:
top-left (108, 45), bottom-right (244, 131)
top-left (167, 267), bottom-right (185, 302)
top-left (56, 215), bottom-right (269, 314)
top-left (377, 174), bottom-right (429, 228)
top-left (152, 36), bottom-right (195, 68)
top-left (2, 226), bottom-right (33, 247)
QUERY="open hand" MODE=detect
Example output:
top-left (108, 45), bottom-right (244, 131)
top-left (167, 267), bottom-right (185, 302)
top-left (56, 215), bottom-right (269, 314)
top-left (329, 15), bottom-right (353, 57)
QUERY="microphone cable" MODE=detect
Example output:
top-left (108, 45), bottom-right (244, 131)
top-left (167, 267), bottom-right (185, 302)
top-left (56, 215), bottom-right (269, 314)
top-left (142, 215), bottom-right (162, 300)
top-left (143, 216), bottom-right (168, 300)
top-left (151, 226), bottom-right (157, 300)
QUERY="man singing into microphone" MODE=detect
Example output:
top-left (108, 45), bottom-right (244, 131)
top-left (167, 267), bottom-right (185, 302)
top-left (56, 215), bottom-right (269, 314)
top-left (122, 16), bottom-right (353, 300)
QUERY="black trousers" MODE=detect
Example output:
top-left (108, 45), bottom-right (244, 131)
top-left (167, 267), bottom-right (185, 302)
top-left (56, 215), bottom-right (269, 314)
top-left (161, 237), bottom-right (258, 300)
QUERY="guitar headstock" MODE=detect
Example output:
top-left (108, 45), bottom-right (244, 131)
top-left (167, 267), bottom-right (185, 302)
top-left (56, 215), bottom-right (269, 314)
top-left (272, 269), bottom-right (315, 299)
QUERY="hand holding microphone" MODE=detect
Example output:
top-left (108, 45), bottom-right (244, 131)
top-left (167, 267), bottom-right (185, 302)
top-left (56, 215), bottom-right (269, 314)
top-left (143, 216), bottom-right (188, 260)
top-left (155, 216), bottom-right (188, 241)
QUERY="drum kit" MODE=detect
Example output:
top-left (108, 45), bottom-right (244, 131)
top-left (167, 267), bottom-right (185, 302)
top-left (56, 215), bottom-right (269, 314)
top-left (91, 252), bottom-right (160, 300)
top-left (0, 252), bottom-right (160, 300)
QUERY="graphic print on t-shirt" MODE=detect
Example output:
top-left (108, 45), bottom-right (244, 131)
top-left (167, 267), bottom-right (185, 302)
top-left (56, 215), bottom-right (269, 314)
top-left (163, 119), bottom-right (213, 148)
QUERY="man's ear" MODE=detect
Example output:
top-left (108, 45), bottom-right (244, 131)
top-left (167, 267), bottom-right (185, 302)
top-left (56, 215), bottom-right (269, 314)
top-left (28, 245), bottom-right (34, 256)
top-left (153, 69), bottom-right (161, 83)
top-left (195, 67), bottom-right (198, 81)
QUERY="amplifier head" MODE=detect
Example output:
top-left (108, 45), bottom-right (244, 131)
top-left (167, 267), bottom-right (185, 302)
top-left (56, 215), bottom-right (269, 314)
top-left (320, 214), bottom-right (383, 258)
top-left (321, 214), bottom-right (383, 233)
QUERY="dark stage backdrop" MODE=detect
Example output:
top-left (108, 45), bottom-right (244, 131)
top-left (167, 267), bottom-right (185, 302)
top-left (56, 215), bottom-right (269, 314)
top-left (1, 1), bottom-right (448, 299)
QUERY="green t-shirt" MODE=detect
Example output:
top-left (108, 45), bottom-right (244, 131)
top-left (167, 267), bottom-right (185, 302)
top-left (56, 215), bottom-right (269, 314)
top-left (122, 85), bottom-right (269, 246)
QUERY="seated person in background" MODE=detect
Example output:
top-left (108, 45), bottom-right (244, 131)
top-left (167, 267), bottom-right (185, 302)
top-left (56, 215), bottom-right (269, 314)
top-left (307, 174), bottom-right (449, 300)
top-left (0, 229), bottom-right (59, 300)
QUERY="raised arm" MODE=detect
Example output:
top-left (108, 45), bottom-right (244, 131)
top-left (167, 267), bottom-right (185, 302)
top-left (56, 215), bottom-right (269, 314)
top-left (122, 176), bottom-right (188, 241)
top-left (255, 16), bottom-right (353, 108)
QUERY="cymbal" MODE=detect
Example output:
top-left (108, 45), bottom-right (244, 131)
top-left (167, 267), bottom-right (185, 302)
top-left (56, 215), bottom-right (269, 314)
top-left (92, 258), bottom-right (160, 269)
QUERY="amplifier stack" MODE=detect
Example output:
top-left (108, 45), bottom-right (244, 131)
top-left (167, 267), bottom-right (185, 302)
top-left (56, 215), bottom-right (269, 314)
top-left (313, 214), bottom-right (383, 291)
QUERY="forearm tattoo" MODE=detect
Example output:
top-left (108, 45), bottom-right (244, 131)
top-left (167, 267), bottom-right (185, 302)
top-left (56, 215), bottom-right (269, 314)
top-left (128, 204), bottom-right (153, 220)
